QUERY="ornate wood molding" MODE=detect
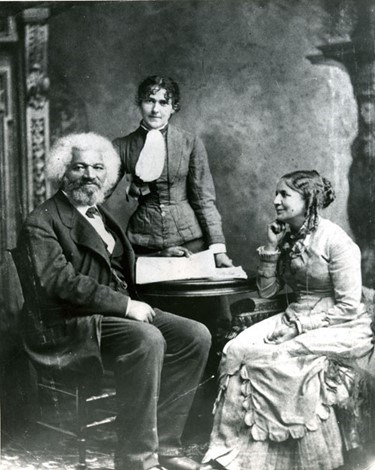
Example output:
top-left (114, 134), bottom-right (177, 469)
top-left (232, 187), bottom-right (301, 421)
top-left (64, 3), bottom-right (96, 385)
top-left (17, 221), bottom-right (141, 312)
top-left (0, 65), bottom-right (16, 258)
top-left (308, 0), bottom-right (375, 287)
top-left (0, 16), bottom-right (18, 43)
top-left (23, 8), bottom-right (50, 211)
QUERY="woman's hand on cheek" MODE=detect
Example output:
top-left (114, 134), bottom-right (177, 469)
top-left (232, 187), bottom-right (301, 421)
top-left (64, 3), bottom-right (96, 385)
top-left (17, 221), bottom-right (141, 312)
top-left (266, 221), bottom-right (286, 248)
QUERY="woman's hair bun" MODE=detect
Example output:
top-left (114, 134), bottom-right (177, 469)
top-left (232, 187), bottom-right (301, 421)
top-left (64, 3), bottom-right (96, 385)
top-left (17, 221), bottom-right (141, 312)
top-left (321, 177), bottom-right (336, 209)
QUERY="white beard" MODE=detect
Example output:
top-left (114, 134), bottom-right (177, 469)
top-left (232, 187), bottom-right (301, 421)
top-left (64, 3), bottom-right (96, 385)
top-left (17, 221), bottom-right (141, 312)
top-left (62, 178), bottom-right (106, 206)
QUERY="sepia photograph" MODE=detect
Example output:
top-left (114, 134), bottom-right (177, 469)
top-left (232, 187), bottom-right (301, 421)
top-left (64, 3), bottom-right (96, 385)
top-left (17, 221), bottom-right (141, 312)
top-left (1, 0), bottom-right (375, 469)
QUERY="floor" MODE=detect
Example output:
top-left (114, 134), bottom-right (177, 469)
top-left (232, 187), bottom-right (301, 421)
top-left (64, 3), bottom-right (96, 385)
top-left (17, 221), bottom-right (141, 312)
top-left (1, 423), bottom-right (208, 470)
top-left (2, 370), bottom-right (375, 470)
top-left (0, 377), bottom-right (213, 470)
top-left (1, 317), bottom-right (375, 470)
top-left (2, 413), bottom-right (374, 470)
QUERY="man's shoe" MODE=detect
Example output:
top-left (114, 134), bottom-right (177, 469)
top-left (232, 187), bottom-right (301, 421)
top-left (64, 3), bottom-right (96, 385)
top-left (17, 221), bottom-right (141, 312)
top-left (200, 464), bottom-right (221, 470)
top-left (117, 464), bottom-right (166, 470)
top-left (159, 455), bottom-right (201, 470)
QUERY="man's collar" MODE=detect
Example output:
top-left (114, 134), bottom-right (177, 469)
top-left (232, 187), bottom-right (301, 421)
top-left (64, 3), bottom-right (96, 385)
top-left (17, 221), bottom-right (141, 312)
top-left (62, 190), bottom-right (97, 216)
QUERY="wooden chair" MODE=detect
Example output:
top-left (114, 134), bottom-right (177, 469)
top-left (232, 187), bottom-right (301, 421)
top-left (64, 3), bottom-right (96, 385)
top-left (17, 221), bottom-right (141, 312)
top-left (35, 369), bottom-right (117, 469)
top-left (9, 248), bottom-right (117, 469)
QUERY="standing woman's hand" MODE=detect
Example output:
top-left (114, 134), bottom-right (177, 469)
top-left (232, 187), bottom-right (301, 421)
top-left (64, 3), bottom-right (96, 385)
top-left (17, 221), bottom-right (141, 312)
top-left (215, 252), bottom-right (233, 268)
top-left (265, 221), bottom-right (286, 251)
top-left (158, 246), bottom-right (192, 257)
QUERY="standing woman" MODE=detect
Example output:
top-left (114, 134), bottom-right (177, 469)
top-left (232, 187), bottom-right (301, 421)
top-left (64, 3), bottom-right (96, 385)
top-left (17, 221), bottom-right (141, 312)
top-left (112, 75), bottom-right (232, 267)
top-left (202, 170), bottom-right (373, 470)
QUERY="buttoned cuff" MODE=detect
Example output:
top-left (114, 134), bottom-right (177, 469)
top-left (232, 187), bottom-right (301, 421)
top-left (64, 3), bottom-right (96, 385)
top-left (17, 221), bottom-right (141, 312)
top-left (257, 247), bottom-right (280, 279)
top-left (209, 243), bottom-right (227, 254)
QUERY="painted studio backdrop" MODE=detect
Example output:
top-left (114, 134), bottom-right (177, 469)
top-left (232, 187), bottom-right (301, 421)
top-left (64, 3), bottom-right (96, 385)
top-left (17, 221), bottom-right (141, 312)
top-left (48, 0), bottom-right (364, 275)
top-left (1, 0), bottom-right (375, 467)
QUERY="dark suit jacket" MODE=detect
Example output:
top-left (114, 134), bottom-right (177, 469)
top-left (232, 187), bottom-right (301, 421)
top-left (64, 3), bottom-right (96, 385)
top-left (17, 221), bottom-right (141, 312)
top-left (15, 191), bottom-right (136, 377)
top-left (113, 125), bottom-right (225, 249)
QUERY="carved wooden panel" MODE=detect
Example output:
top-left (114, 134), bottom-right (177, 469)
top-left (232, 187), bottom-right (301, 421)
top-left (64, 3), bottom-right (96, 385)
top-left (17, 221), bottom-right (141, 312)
top-left (0, 63), bottom-right (17, 262)
top-left (23, 8), bottom-right (50, 211)
top-left (0, 16), bottom-right (17, 43)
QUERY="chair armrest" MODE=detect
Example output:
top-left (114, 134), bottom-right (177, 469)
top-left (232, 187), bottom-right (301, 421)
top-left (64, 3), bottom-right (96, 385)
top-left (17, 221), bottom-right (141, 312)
top-left (215, 293), bottom-right (291, 350)
top-left (231, 292), bottom-right (291, 326)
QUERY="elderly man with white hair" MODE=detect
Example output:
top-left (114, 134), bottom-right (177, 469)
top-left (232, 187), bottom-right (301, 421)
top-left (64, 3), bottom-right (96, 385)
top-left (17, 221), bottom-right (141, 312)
top-left (15, 132), bottom-right (211, 470)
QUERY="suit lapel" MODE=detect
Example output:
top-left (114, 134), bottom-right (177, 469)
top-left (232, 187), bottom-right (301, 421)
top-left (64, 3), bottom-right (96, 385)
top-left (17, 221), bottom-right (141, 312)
top-left (52, 191), bottom-right (137, 294)
top-left (98, 205), bottom-right (136, 284)
top-left (99, 206), bottom-right (135, 284)
top-left (167, 125), bottom-right (184, 183)
top-left (54, 191), bottom-right (111, 267)
top-left (71, 217), bottom-right (111, 267)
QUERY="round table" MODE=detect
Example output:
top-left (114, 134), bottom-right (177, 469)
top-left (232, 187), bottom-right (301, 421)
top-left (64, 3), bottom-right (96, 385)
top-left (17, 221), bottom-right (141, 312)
top-left (137, 276), bottom-right (256, 298)
top-left (137, 275), bottom-right (257, 342)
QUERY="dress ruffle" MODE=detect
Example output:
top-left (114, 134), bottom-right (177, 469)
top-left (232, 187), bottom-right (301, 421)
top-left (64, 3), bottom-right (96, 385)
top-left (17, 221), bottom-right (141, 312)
top-left (237, 363), bottom-right (338, 443)
top-left (212, 355), bottom-right (358, 442)
top-left (204, 369), bottom-right (344, 470)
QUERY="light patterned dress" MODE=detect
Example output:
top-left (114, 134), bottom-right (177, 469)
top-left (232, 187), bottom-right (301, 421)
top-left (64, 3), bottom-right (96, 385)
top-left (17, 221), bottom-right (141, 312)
top-left (203, 218), bottom-right (373, 470)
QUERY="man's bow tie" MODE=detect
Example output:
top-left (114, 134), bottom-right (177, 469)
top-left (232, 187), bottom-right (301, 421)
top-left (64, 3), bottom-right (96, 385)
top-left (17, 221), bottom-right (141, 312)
top-left (86, 206), bottom-right (102, 219)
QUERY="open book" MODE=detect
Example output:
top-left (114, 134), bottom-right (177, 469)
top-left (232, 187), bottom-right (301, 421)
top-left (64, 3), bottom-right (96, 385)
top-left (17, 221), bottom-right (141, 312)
top-left (136, 249), bottom-right (248, 284)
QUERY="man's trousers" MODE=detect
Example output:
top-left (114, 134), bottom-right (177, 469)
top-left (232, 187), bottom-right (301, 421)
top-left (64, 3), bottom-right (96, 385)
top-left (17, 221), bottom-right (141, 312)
top-left (101, 309), bottom-right (211, 470)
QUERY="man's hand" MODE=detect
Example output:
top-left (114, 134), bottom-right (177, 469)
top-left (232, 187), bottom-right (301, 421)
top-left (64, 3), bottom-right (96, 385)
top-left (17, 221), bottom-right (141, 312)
top-left (215, 252), bottom-right (233, 268)
top-left (127, 300), bottom-right (155, 323)
top-left (158, 246), bottom-right (192, 257)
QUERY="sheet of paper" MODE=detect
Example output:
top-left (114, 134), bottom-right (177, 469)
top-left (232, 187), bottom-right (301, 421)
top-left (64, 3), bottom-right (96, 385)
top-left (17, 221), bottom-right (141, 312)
top-left (136, 249), bottom-right (215, 284)
top-left (206, 265), bottom-right (248, 280)
top-left (136, 250), bottom-right (247, 284)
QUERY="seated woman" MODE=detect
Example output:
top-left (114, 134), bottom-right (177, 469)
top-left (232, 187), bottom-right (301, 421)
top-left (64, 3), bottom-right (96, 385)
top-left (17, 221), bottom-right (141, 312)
top-left (112, 75), bottom-right (232, 267)
top-left (202, 170), bottom-right (373, 470)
